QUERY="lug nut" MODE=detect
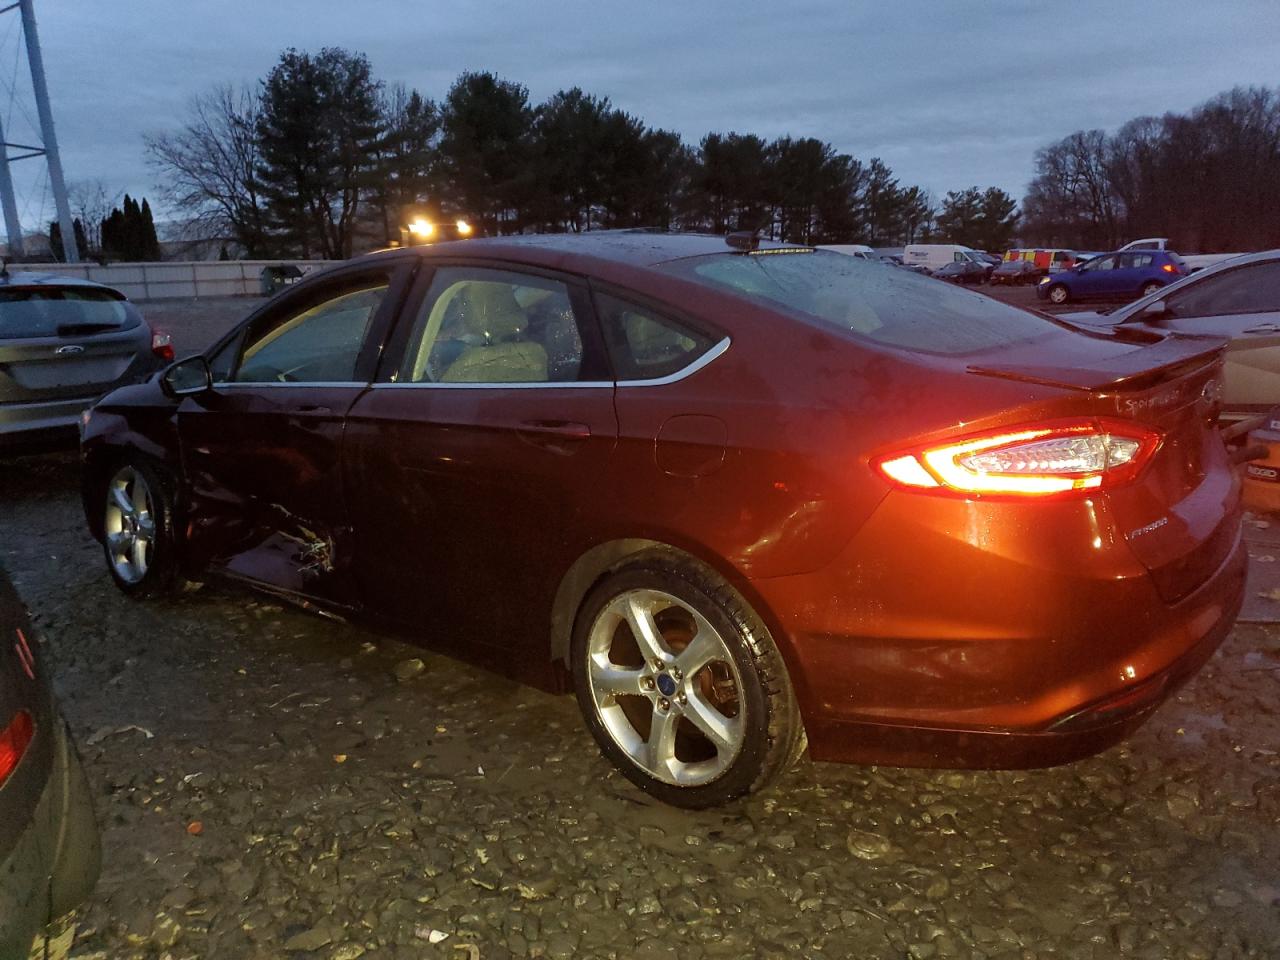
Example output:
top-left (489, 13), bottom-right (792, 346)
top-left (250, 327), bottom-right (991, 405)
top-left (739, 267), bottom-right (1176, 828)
top-left (652, 659), bottom-right (665, 671)
top-left (641, 676), bottom-right (655, 691)
top-left (671, 667), bottom-right (683, 681)
top-left (658, 698), bottom-right (670, 711)
top-left (677, 693), bottom-right (687, 706)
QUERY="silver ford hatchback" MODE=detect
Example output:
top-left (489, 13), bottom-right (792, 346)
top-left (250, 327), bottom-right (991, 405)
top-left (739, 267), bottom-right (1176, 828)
top-left (0, 271), bottom-right (167, 452)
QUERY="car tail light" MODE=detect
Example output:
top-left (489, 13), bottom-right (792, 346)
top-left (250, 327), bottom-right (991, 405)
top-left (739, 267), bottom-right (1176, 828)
top-left (0, 710), bottom-right (34, 787)
top-left (876, 420), bottom-right (1161, 497)
top-left (1162, 263), bottom-right (1177, 274)
top-left (151, 330), bottom-right (175, 363)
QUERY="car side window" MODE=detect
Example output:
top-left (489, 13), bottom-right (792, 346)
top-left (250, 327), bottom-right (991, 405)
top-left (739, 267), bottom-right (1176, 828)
top-left (1085, 256), bottom-right (1116, 272)
top-left (234, 279), bottom-right (388, 383)
top-left (399, 268), bottom-right (585, 384)
top-left (596, 293), bottom-right (718, 381)
top-left (1122, 254), bottom-right (1153, 269)
top-left (1166, 262), bottom-right (1280, 318)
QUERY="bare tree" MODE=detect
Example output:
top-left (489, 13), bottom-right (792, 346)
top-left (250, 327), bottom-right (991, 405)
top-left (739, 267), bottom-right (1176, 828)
top-left (145, 85), bottom-right (272, 257)
top-left (67, 179), bottom-right (119, 257)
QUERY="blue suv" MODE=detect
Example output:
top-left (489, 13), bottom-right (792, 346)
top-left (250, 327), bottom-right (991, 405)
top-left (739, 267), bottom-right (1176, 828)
top-left (1036, 250), bottom-right (1187, 305)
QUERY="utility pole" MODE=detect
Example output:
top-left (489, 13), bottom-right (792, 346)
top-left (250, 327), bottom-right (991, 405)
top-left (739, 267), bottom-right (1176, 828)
top-left (19, 0), bottom-right (76, 262)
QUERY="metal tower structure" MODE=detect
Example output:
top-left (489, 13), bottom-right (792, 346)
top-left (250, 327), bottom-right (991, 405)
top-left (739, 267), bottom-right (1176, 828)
top-left (0, 0), bottom-right (76, 262)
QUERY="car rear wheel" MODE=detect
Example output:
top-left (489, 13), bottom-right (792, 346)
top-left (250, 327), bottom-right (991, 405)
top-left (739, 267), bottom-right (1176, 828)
top-left (102, 459), bottom-right (181, 598)
top-left (1048, 284), bottom-right (1070, 304)
top-left (1141, 281), bottom-right (1163, 298)
top-left (571, 556), bottom-right (805, 808)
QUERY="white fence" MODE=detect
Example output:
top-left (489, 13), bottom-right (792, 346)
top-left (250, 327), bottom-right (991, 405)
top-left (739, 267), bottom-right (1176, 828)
top-left (16, 259), bottom-right (342, 301)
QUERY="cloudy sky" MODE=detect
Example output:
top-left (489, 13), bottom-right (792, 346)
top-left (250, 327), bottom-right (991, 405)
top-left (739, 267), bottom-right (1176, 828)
top-left (4, 0), bottom-right (1278, 228)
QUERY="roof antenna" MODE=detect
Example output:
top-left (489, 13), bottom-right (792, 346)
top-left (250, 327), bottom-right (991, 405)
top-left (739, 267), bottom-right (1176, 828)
top-left (725, 230), bottom-right (760, 252)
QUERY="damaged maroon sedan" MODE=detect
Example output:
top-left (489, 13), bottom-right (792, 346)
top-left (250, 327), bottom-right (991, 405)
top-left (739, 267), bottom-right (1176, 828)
top-left (80, 232), bottom-right (1245, 808)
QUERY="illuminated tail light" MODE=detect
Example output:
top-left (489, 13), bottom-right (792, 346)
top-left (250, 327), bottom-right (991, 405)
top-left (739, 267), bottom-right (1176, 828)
top-left (1161, 263), bottom-right (1176, 274)
top-left (151, 330), bottom-right (175, 363)
top-left (0, 710), bottom-right (34, 787)
top-left (876, 420), bottom-right (1161, 497)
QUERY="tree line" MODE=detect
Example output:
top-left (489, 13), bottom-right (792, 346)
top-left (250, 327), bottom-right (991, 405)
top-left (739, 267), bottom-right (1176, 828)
top-left (1022, 85), bottom-right (1280, 253)
top-left (146, 46), bottom-right (1021, 259)
top-left (48, 192), bottom-right (160, 262)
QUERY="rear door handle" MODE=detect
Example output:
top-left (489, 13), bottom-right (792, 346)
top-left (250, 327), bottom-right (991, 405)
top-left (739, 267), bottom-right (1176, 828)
top-left (294, 404), bottom-right (333, 415)
top-left (517, 419), bottom-right (591, 453)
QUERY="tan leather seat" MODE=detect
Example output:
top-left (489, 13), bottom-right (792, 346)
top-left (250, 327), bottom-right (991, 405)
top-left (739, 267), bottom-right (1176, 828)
top-left (440, 283), bottom-right (548, 383)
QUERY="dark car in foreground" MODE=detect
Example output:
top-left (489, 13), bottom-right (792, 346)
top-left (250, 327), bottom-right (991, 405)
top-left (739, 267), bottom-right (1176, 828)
top-left (932, 259), bottom-right (987, 284)
top-left (0, 568), bottom-right (100, 956)
top-left (1037, 250), bottom-right (1187, 305)
top-left (80, 232), bottom-right (1244, 808)
top-left (1065, 250), bottom-right (1280, 416)
top-left (0, 272), bottom-right (171, 453)
top-left (989, 259), bottom-right (1046, 286)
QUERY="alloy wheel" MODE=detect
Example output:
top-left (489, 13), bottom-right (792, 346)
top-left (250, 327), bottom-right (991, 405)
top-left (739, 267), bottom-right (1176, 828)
top-left (585, 588), bottom-right (745, 786)
top-left (104, 465), bottom-right (157, 584)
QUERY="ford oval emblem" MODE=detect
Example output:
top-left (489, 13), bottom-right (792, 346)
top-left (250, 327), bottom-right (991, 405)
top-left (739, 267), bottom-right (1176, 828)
top-left (55, 344), bottom-right (85, 356)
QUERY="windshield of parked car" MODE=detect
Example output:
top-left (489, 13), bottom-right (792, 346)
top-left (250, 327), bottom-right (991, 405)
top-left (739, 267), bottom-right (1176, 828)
top-left (0, 286), bottom-right (135, 339)
top-left (661, 250), bottom-right (1060, 355)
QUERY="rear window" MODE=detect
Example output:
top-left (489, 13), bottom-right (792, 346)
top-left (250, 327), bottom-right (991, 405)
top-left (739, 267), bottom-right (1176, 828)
top-left (0, 287), bottom-right (135, 340)
top-left (660, 250), bottom-right (1059, 355)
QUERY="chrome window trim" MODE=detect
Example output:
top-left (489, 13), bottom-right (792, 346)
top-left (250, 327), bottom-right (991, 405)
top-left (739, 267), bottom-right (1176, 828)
top-left (366, 336), bottom-right (730, 390)
top-left (616, 336), bottom-right (730, 387)
top-left (211, 381), bottom-right (367, 389)
top-left (371, 380), bottom-right (614, 391)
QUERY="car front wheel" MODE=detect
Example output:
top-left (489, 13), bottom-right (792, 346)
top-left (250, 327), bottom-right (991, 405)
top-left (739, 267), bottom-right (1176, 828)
top-left (1047, 284), bottom-right (1070, 304)
top-left (571, 556), bottom-right (805, 808)
top-left (101, 459), bottom-right (181, 598)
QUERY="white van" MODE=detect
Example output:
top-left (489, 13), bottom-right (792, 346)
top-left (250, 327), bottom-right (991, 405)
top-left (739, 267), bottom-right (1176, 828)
top-left (903, 243), bottom-right (981, 272)
top-left (818, 244), bottom-right (878, 261)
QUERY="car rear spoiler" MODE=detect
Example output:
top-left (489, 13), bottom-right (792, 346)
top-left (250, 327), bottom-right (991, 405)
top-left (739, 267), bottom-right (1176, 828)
top-left (967, 337), bottom-right (1224, 393)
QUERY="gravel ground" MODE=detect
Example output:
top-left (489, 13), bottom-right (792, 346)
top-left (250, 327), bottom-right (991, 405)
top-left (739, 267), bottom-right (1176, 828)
top-left (3, 453), bottom-right (1279, 960)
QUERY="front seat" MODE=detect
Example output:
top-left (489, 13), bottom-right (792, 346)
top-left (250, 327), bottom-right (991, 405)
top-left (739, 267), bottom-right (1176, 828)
top-left (440, 283), bottom-right (549, 383)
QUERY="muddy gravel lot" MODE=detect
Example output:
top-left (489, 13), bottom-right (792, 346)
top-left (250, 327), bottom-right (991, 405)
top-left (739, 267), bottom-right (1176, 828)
top-left (3, 284), bottom-right (1278, 959)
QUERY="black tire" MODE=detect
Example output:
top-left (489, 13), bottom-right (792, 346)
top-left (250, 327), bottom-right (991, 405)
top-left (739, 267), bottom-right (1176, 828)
top-left (1141, 281), bottom-right (1163, 298)
top-left (1047, 283), bottom-right (1070, 305)
top-left (100, 457), bottom-right (183, 599)
top-left (570, 554), bottom-right (805, 809)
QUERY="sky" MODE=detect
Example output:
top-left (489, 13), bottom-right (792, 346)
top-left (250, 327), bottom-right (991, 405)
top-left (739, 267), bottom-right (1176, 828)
top-left (3, 0), bottom-right (1278, 231)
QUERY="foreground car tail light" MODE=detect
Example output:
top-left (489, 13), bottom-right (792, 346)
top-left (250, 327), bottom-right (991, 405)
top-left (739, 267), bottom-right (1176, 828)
top-left (876, 420), bottom-right (1161, 497)
top-left (0, 709), bottom-right (34, 787)
top-left (151, 330), bottom-right (175, 363)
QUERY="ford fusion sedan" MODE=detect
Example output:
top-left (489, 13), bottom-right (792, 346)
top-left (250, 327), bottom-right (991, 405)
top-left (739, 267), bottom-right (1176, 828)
top-left (1064, 250), bottom-right (1280, 416)
top-left (1037, 250), bottom-right (1188, 305)
top-left (0, 272), bottom-right (172, 453)
top-left (80, 232), bottom-right (1244, 808)
top-left (0, 568), bottom-right (101, 956)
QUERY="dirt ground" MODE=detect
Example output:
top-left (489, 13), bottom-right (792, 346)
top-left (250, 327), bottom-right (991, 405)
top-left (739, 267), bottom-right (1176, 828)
top-left (5, 280), bottom-right (1277, 959)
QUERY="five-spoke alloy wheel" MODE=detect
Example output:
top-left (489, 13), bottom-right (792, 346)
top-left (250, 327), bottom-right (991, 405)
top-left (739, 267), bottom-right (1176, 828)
top-left (572, 556), bottom-right (804, 808)
top-left (100, 458), bottom-right (180, 597)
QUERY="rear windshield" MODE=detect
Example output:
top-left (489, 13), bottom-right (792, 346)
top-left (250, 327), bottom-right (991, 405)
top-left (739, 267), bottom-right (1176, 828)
top-left (0, 287), bottom-right (135, 339)
top-left (660, 250), bottom-right (1059, 355)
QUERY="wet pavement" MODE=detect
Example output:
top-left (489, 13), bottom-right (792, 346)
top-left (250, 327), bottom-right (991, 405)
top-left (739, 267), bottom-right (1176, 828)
top-left (2, 452), bottom-right (1278, 960)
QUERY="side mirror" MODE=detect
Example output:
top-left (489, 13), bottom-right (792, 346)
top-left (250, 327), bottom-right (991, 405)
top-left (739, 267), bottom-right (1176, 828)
top-left (161, 355), bottom-right (212, 397)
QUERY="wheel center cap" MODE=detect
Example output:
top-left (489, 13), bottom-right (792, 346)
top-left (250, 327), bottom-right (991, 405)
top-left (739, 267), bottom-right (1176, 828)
top-left (656, 673), bottom-right (677, 697)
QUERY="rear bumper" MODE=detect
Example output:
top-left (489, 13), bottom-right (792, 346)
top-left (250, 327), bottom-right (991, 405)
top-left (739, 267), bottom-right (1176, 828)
top-left (753, 501), bottom-right (1246, 769)
top-left (0, 716), bottom-right (101, 956)
top-left (0, 396), bottom-right (95, 452)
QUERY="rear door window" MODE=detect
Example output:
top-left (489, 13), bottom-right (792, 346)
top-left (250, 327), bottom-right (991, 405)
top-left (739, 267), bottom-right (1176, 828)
top-left (595, 293), bottom-right (718, 380)
top-left (0, 287), bottom-right (136, 340)
top-left (661, 250), bottom-right (1060, 356)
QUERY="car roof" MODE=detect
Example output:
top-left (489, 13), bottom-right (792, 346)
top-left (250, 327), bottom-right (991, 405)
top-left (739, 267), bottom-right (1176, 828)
top-left (0, 270), bottom-right (126, 296)
top-left (373, 230), bottom-right (810, 272)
